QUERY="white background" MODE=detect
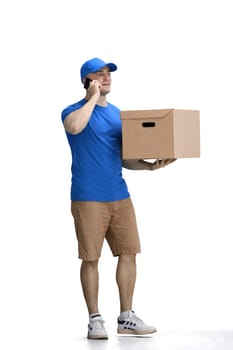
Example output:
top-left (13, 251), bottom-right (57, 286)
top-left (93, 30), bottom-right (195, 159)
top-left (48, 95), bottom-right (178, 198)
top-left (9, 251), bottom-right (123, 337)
top-left (1, 0), bottom-right (233, 348)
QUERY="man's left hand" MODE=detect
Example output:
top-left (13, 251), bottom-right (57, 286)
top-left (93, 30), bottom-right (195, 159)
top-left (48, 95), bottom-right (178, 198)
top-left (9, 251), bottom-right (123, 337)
top-left (148, 158), bottom-right (177, 170)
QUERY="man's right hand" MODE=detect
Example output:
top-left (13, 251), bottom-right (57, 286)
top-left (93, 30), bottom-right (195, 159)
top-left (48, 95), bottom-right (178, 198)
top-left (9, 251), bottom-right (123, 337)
top-left (87, 80), bottom-right (102, 99)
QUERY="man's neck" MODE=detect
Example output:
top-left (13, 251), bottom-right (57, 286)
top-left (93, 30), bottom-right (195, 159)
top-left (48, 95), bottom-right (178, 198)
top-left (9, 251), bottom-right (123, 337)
top-left (96, 95), bottom-right (107, 107)
top-left (85, 94), bottom-right (108, 107)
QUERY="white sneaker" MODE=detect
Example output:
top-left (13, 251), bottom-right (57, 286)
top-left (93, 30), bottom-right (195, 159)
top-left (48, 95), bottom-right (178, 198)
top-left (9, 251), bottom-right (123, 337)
top-left (87, 314), bottom-right (108, 339)
top-left (117, 311), bottom-right (157, 335)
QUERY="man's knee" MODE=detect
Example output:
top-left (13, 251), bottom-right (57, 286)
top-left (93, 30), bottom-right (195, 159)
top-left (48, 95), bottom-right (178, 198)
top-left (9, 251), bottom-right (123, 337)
top-left (81, 259), bottom-right (99, 268)
top-left (119, 253), bottom-right (136, 263)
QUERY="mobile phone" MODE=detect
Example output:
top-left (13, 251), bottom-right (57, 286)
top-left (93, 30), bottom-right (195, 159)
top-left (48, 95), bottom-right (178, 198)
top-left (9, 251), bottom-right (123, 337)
top-left (84, 78), bottom-right (92, 89)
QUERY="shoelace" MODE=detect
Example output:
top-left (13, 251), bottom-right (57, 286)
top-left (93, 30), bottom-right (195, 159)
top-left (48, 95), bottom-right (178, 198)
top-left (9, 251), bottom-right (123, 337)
top-left (130, 313), bottom-right (147, 325)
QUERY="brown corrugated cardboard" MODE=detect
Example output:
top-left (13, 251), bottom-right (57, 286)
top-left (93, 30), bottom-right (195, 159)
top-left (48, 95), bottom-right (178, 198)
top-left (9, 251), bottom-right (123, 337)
top-left (121, 109), bottom-right (200, 159)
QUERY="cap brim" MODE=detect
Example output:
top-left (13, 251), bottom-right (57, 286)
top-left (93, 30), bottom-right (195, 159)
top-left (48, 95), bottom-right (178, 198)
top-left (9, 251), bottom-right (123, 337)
top-left (105, 63), bottom-right (117, 72)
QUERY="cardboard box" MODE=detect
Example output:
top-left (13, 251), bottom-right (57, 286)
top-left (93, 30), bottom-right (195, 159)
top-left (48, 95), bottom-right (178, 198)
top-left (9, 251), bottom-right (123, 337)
top-left (121, 109), bottom-right (200, 159)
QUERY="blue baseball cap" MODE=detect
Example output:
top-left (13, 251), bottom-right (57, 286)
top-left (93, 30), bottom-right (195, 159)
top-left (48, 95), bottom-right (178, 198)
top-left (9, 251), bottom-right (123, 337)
top-left (80, 57), bottom-right (117, 81)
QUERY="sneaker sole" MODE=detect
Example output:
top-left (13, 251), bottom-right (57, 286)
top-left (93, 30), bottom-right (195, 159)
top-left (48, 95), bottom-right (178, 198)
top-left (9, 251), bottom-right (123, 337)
top-left (87, 334), bottom-right (108, 340)
top-left (117, 328), bottom-right (157, 335)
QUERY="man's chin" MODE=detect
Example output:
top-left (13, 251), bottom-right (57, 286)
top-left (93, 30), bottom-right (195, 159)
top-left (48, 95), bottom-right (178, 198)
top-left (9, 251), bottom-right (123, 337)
top-left (100, 89), bottom-right (110, 96)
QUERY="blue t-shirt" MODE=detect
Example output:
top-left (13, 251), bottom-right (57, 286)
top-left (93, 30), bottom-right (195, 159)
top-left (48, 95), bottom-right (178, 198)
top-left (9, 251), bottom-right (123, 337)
top-left (61, 99), bottom-right (130, 201)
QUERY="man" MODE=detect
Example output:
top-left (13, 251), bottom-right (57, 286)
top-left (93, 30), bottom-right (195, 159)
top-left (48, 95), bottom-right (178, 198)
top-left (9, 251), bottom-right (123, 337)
top-left (61, 57), bottom-right (175, 339)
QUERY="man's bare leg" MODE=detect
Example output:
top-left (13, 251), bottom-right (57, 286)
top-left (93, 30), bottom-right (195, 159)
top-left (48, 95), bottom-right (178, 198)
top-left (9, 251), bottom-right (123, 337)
top-left (116, 254), bottom-right (136, 312)
top-left (80, 260), bottom-right (99, 315)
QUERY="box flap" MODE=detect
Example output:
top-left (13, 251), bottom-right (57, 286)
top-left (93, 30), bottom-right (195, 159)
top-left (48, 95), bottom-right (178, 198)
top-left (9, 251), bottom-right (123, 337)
top-left (120, 109), bottom-right (173, 120)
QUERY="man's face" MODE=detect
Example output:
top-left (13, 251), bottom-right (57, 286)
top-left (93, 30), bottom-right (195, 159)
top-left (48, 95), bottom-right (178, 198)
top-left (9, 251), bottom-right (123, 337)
top-left (89, 67), bottom-right (112, 96)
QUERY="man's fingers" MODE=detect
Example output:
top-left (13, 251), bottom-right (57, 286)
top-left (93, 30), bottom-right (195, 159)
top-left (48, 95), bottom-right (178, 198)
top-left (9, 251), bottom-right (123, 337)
top-left (163, 158), bottom-right (177, 165)
top-left (150, 158), bottom-right (177, 170)
top-left (154, 158), bottom-right (177, 168)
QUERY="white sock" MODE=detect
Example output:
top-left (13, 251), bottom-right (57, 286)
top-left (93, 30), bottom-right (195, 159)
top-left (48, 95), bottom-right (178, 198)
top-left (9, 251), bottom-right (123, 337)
top-left (89, 313), bottom-right (101, 321)
top-left (120, 310), bottom-right (132, 320)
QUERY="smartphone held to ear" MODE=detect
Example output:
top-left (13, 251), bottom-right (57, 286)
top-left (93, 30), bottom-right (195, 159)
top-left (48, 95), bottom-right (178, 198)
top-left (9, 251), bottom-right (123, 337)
top-left (84, 78), bottom-right (92, 89)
